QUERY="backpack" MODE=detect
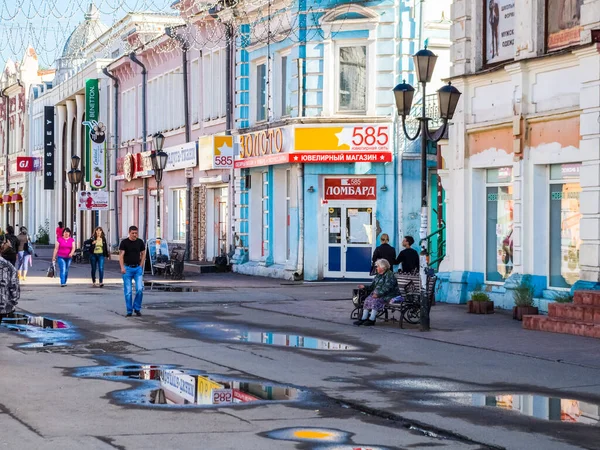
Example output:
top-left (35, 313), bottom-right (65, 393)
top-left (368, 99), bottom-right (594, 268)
top-left (82, 239), bottom-right (93, 254)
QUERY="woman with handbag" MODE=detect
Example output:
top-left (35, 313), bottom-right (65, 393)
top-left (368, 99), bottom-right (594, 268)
top-left (354, 258), bottom-right (400, 326)
top-left (371, 233), bottom-right (396, 273)
top-left (16, 226), bottom-right (32, 281)
top-left (52, 227), bottom-right (75, 287)
top-left (89, 227), bottom-right (109, 287)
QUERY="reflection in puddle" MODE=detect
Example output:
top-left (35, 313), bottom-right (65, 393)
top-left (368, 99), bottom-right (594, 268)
top-left (183, 322), bottom-right (358, 351)
top-left (75, 364), bottom-right (308, 407)
top-left (144, 282), bottom-right (199, 292)
top-left (445, 393), bottom-right (600, 425)
top-left (265, 427), bottom-right (350, 444)
top-left (0, 312), bottom-right (75, 348)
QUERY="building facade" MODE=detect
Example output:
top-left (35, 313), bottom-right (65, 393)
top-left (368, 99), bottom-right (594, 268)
top-left (439, 0), bottom-right (600, 309)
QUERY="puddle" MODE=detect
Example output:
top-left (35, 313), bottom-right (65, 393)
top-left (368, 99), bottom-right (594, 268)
top-left (144, 282), bottom-right (200, 292)
top-left (0, 312), bottom-right (76, 348)
top-left (74, 364), bottom-right (309, 407)
top-left (262, 427), bottom-right (392, 449)
top-left (182, 322), bottom-right (358, 351)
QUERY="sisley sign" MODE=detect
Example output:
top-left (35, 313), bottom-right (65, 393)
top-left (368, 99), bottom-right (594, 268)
top-left (324, 177), bottom-right (377, 200)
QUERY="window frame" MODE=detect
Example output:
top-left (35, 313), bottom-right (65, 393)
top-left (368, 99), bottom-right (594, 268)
top-left (336, 43), bottom-right (368, 114)
top-left (170, 187), bottom-right (187, 243)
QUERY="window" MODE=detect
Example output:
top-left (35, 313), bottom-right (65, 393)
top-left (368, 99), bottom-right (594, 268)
top-left (171, 189), bottom-right (187, 242)
top-left (202, 50), bottom-right (226, 121)
top-left (280, 55), bottom-right (292, 117)
top-left (549, 163), bottom-right (581, 288)
top-left (261, 171), bottom-right (269, 257)
top-left (486, 167), bottom-right (513, 282)
top-left (338, 46), bottom-right (366, 112)
top-left (285, 169), bottom-right (291, 261)
top-left (191, 59), bottom-right (200, 124)
top-left (256, 63), bottom-right (267, 122)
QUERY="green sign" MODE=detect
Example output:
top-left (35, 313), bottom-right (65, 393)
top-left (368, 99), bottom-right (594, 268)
top-left (84, 79), bottom-right (106, 189)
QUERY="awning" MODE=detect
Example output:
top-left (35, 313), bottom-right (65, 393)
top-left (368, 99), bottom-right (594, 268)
top-left (2, 190), bottom-right (13, 203)
top-left (11, 188), bottom-right (23, 203)
top-left (0, 192), bottom-right (4, 205)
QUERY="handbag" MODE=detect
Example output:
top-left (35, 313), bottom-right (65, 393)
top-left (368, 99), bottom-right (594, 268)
top-left (352, 288), bottom-right (368, 307)
top-left (47, 262), bottom-right (55, 278)
top-left (369, 263), bottom-right (377, 276)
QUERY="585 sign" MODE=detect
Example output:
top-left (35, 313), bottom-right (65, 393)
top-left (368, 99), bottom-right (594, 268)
top-left (351, 126), bottom-right (389, 148)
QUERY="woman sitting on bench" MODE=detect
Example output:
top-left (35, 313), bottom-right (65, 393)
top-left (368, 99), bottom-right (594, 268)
top-left (354, 258), bottom-right (400, 326)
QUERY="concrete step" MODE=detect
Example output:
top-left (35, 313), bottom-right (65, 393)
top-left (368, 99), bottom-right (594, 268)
top-left (574, 290), bottom-right (600, 307)
top-left (548, 303), bottom-right (600, 324)
top-left (523, 315), bottom-right (600, 339)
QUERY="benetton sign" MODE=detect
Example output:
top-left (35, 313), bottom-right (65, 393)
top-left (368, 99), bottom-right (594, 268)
top-left (324, 178), bottom-right (377, 200)
top-left (84, 79), bottom-right (107, 188)
top-left (44, 106), bottom-right (54, 190)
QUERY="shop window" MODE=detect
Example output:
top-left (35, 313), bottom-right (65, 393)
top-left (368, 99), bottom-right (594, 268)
top-left (171, 189), bottom-right (187, 242)
top-left (549, 163), bottom-right (581, 288)
top-left (256, 63), bottom-right (267, 122)
top-left (546, 0), bottom-right (582, 52)
top-left (338, 45), bottom-right (366, 113)
top-left (261, 171), bottom-right (269, 257)
top-left (285, 169), bottom-right (291, 261)
top-left (486, 167), bottom-right (513, 282)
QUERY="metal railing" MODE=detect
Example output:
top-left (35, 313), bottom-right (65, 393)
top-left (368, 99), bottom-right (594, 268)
top-left (421, 218), bottom-right (446, 272)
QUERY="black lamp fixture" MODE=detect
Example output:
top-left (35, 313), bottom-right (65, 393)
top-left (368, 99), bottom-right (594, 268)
top-left (67, 155), bottom-right (83, 185)
top-left (393, 46), bottom-right (462, 332)
top-left (151, 133), bottom-right (169, 183)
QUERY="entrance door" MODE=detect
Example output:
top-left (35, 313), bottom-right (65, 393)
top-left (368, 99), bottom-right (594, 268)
top-left (324, 205), bottom-right (375, 278)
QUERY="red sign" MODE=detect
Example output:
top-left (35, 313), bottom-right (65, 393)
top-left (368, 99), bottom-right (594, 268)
top-left (16, 157), bottom-right (40, 172)
top-left (232, 389), bottom-right (260, 403)
top-left (324, 178), bottom-right (377, 200)
top-left (233, 152), bottom-right (392, 168)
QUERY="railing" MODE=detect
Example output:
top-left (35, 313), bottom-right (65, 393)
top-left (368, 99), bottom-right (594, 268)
top-left (421, 218), bottom-right (446, 272)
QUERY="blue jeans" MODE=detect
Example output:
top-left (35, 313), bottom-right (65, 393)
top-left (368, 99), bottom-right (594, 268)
top-left (123, 265), bottom-right (144, 313)
top-left (16, 251), bottom-right (31, 275)
top-left (57, 257), bottom-right (72, 285)
top-left (89, 253), bottom-right (105, 283)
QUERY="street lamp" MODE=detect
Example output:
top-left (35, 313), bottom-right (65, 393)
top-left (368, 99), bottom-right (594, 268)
top-left (393, 46), bottom-right (462, 332)
top-left (150, 133), bottom-right (168, 256)
top-left (67, 155), bottom-right (83, 245)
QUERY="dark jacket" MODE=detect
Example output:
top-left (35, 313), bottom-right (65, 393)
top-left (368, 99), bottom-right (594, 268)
top-left (372, 243), bottom-right (396, 269)
top-left (89, 236), bottom-right (109, 257)
top-left (366, 269), bottom-right (401, 302)
top-left (396, 247), bottom-right (420, 273)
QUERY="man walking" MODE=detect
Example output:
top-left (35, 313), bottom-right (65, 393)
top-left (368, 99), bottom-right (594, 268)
top-left (396, 235), bottom-right (420, 274)
top-left (119, 226), bottom-right (146, 317)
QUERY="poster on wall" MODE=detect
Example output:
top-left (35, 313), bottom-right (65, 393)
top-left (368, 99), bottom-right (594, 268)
top-left (77, 190), bottom-right (109, 210)
top-left (83, 79), bottom-right (107, 189)
top-left (547, 0), bottom-right (582, 51)
top-left (484, 0), bottom-right (515, 64)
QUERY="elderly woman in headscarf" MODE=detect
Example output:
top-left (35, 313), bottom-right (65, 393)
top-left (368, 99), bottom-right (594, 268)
top-left (354, 258), bottom-right (400, 326)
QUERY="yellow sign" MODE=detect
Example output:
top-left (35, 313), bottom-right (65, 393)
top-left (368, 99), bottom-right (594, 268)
top-left (294, 125), bottom-right (391, 152)
top-left (197, 376), bottom-right (223, 404)
top-left (239, 128), bottom-right (285, 159)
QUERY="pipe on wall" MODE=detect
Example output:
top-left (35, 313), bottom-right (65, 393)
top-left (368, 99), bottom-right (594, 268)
top-left (128, 52), bottom-right (149, 242)
top-left (102, 66), bottom-right (120, 247)
top-left (0, 87), bottom-right (9, 228)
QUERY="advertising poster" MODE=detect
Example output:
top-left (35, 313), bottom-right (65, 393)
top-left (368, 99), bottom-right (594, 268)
top-left (485, 0), bottom-right (515, 64)
top-left (77, 190), bottom-right (109, 211)
top-left (547, 0), bottom-right (582, 50)
top-left (84, 79), bottom-right (107, 188)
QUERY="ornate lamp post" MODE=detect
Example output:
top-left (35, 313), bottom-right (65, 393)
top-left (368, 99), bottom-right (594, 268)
top-left (393, 47), bottom-right (462, 331)
top-left (150, 133), bottom-right (168, 256)
top-left (67, 155), bottom-right (83, 245)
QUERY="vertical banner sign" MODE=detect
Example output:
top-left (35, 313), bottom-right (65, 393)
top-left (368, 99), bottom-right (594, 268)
top-left (83, 79), bottom-right (107, 188)
top-left (43, 106), bottom-right (54, 190)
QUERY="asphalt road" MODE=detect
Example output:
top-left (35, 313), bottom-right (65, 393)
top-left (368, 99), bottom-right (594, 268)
top-left (1, 257), bottom-right (599, 450)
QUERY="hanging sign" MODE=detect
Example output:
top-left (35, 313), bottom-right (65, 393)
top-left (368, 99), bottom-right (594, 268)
top-left (164, 142), bottom-right (198, 171)
top-left (84, 79), bottom-right (107, 189)
top-left (44, 106), bottom-right (54, 190)
top-left (324, 178), bottom-right (377, 200)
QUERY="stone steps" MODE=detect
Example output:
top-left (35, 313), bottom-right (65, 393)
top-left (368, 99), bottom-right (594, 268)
top-left (523, 290), bottom-right (600, 339)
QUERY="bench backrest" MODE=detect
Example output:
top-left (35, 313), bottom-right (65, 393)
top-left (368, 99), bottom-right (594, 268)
top-left (396, 271), bottom-right (437, 299)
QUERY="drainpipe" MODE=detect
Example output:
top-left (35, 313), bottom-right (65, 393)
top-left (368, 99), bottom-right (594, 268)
top-left (1, 87), bottom-right (8, 228)
top-left (129, 52), bottom-right (149, 242)
top-left (102, 66), bottom-right (120, 247)
top-left (293, 164), bottom-right (304, 280)
top-left (225, 24), bottom-right (234, 262)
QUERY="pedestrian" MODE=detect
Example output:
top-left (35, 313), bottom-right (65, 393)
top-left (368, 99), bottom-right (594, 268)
top-left (89, 226), bottom-right (109, 287)
top-left (56, 221), bottom-right (64, 241)
top-left (371, 233), bottom-right (396, 272)
top-left (353, 258), bottom-right (400, 326)
top-left (52, 227), bottom-right (75, 287)
top-left (119, 225), bottom-right (146, 317)
top-left (0, 255), bottom-right (20, 325)
top-left (16, 226), bottom-right (32, 281)
top-left (396, 235), bottom-right (420, 274)
top-left (1, 226), bottom-right (18, 267)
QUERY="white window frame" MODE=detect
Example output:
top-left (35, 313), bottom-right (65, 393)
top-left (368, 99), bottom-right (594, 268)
top-left (191, 58), bottom-right (200, 125)
top-left (251, 57), bottom-right (268, 124)
top-left (169, 187), bottom-right (187, 243)
top-left (276, 49), bottom-right (292, 119)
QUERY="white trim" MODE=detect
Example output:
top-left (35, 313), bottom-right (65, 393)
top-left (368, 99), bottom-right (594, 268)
top-left (250, 57), bottom-right (268, 125)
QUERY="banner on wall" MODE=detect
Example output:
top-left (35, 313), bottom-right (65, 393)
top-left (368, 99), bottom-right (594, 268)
top-left (77, 190), bottom-right (109, 211)
top-left (43, 106), bottom-right (54, 190)
top-left (484, 0), bottom-right (515, 64)
top-left (84, 79), bottom-right (107, 189)
top-left (547, 0), bottom-right (582, 50)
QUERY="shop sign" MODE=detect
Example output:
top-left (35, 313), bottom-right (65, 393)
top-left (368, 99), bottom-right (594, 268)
top-left (212, 388), bottom-right (233, 404)
top-left (197, 376), bottom-right (223, 405)
top-left (164, 141), bottom-right (198, 171)
top-left (291, 152), bottom-right (392, 163)
top-left (198, 135), bottom-right (235, 170)
top-left (232, 389), bottom-right (260, 403)
top-left (134, 151), bottom-right (154, 178)
top-left (84, 79), bottom-right (107, 188)
top-left (484, 0), bottom-right (515, 65)
top-left (239, 128), bottom-right (286, 159)
top-left (561, 163), bottom-right (580, 178)
top-left (123, 154), bottom-right (135, 182)
top-left (324, 178), bottom-right (377, 200)
top-left (159, 370), bottom-right (196, 404)
top-left (16, 157), bottom-right (42, 172)
top-left (44, 106), bottom-right (54, 190)
top-left (77, 190), bottom-right (109, 211)
top-left (234, 152), bottom-right (290, 169)
top-left (294, 125), bottom-right (391, 153)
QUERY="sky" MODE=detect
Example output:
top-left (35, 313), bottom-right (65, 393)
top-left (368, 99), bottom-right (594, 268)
top-left (0, 0), bottom-right (173, 69)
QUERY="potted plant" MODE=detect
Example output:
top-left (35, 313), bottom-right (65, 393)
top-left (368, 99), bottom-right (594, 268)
top-left (467, 286), bottom-right (494, 314)
top-left (512, 275), bottom-right (538, 320)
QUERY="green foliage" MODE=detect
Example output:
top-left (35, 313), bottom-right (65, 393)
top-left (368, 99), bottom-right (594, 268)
top-left (471, 291), bottom-right (491, 302)
top-left (514, 275), bottom-right (535, 307)
top-left (554, 293), bottom-right (574, 303)
top-left (35, 220), bottom-right (50, 245)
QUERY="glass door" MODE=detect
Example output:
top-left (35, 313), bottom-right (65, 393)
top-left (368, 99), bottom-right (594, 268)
top-left (324, 205), bottom-right (374, 278)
